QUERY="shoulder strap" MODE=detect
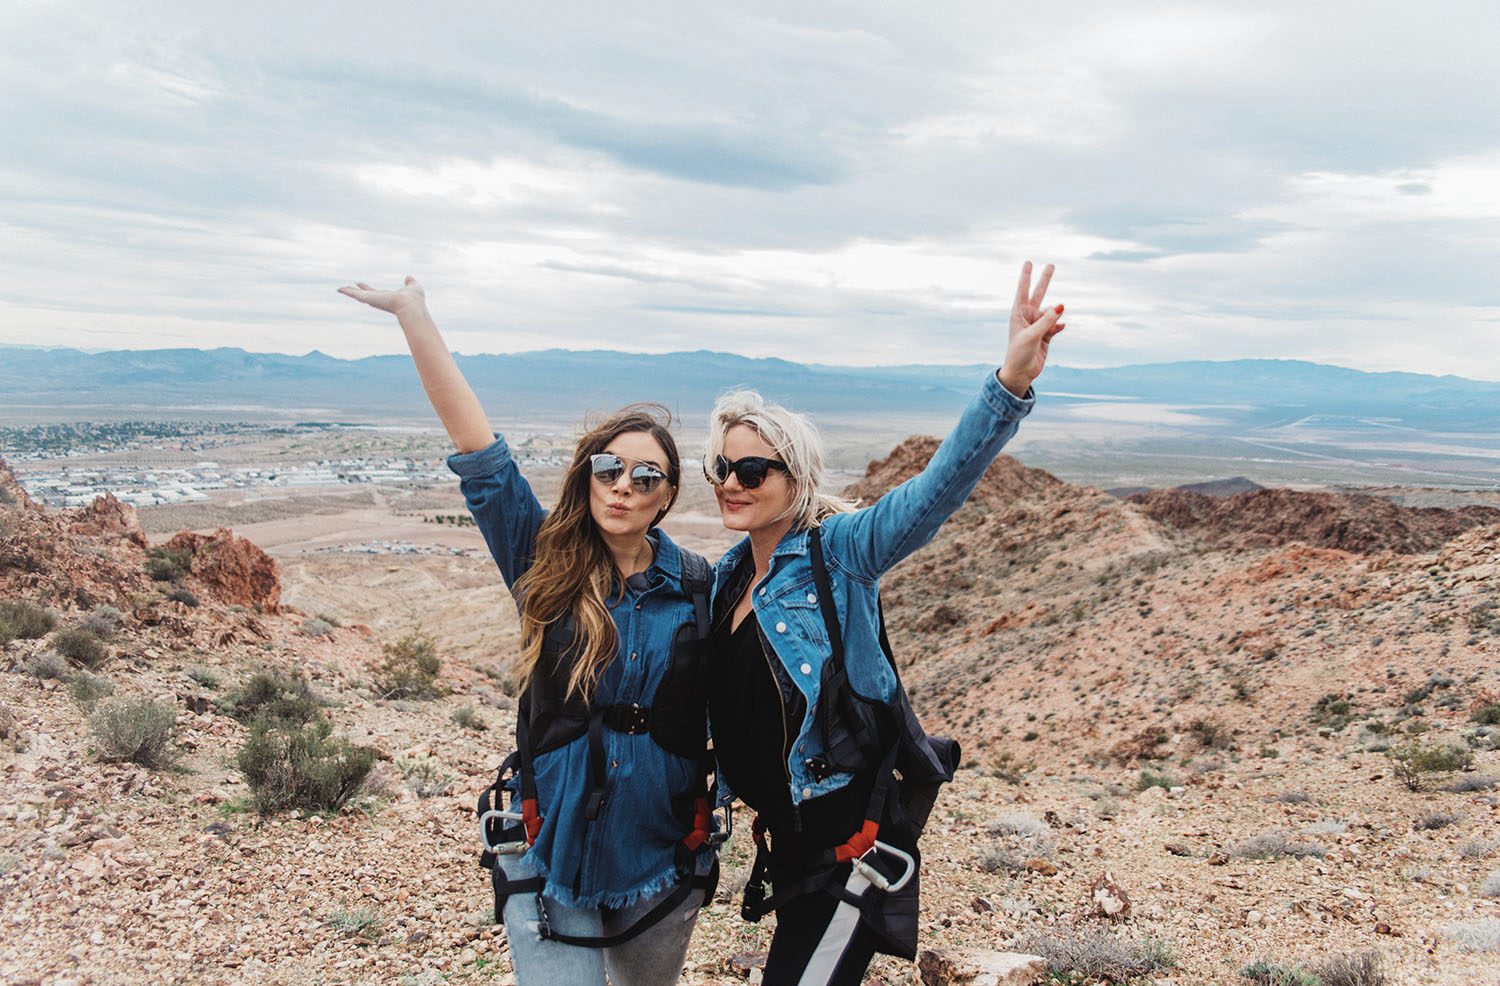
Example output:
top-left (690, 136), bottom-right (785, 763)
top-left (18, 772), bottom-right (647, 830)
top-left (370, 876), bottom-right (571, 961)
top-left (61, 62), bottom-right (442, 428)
top-left (677, 547), bottom-right (712, 638)
top-left (808, 526), bottom-right (846, 669)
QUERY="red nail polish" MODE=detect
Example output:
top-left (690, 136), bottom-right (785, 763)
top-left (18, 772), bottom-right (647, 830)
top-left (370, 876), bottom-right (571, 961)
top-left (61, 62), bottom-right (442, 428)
top-left (1054, 304), bottom-right (1064, 314)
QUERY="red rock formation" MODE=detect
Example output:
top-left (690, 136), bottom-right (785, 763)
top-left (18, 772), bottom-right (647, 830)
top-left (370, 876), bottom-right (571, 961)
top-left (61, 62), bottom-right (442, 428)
top-left (163, 528), bottom-right (281, 613)
top-left (1128, 487), bottom-right (1500, 554)
top-left (68, 492), bottom-right (148, 548)
top-left (0, 459), bottom-right (39, 512)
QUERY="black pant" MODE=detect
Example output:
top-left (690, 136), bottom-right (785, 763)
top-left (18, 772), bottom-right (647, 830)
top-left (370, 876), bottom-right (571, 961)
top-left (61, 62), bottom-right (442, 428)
top-left (762, 866), bottom-right (882, 986)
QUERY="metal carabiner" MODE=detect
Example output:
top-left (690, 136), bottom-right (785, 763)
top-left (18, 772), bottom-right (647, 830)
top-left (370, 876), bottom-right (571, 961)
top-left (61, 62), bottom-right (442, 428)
top-left (849, 839), bottom-right (916, 893)
top-left (478, 809), bottom-right (530, 856)
top-left (705, 802), bottom-right (733, 847)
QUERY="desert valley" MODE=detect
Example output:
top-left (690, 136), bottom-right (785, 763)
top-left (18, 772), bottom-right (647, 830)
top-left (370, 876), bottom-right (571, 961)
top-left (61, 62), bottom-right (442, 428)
top-left (2, 418), bottom-right (1499, 986)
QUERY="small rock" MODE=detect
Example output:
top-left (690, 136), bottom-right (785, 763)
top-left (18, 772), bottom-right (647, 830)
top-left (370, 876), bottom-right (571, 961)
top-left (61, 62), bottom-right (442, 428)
top-left (1023, 858), bottom-right (1058, 876)
top-left (918, 947), bottom-right (1047, 986)
top-left (1341, 888), bottom-right (1369, 901)
top-left (1374, 922), bottom-right (1398, 936)
top-left (1207, 853), bottom-right (1229, 866)
top-left (971, 896), bottom-right (994, 914)
top-left (725, 951), bottom-right (768, 980)
top-left (1164, 842), bottom-right (1191, 857)
top-left (1090, 872), bottom-right (1131, 920)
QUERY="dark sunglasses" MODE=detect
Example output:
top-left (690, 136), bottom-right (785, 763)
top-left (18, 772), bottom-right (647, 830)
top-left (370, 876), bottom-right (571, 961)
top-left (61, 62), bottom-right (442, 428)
top-left (704, 454), bottom-right (788, 490)
top-left (590, 453), bottom-right (668, 494)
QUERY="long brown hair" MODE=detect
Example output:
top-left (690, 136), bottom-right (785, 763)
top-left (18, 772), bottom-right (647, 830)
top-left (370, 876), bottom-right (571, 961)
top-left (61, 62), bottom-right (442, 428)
top-left (512, 404), bottom-right (681, 701)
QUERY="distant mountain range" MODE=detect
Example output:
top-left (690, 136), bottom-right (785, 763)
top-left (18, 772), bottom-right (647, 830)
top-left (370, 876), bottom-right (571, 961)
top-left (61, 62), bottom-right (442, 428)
top-left (2, 345), bottom-right (1498, 432)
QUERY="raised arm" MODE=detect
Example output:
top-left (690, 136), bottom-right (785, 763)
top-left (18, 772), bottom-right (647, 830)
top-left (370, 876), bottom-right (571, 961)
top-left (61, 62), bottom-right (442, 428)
top-left (338, 277), bottom-right (495, 453)
top-left (831, 261), bottom-right (1064, 578)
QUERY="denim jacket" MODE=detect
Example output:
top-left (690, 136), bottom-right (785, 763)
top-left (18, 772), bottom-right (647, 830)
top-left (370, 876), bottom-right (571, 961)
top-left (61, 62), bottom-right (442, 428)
top-left (449, 437), bottom-right (713, 909)
top-left (711, 371), bottom-right (1034, 809)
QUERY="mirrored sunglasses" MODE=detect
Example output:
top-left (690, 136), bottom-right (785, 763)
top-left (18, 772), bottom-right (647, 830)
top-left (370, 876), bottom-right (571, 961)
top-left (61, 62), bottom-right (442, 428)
top-left (590, 453), bottom-right (668, 494)
top-left (703, 454), bottom-right (788, 490)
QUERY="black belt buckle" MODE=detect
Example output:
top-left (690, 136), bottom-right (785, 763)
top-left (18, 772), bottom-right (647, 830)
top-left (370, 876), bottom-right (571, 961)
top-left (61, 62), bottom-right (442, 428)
top-left (605, 703), bottom-right (651, 734)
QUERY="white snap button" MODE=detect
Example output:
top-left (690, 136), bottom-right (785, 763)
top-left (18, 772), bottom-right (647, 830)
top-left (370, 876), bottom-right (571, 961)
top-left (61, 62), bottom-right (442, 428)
top-left (800, 663), bottom-right (812, 675)
top-left (758, 587), bottom-right (767, 596)
top-left (806, 592), bottom-right (816, 603)
top-left (802, 787), bottom-right (813, 799)
top-left (776, 621), bottom-right (787, 633)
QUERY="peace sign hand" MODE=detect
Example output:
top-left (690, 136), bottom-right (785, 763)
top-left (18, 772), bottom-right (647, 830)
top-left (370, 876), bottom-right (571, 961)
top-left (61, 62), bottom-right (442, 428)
top-left (998, 262), bottom-right (1065, 398)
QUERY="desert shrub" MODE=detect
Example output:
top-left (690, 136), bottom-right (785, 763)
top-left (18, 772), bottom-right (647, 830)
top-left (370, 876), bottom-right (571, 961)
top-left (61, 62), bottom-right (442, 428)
top-left (68, 672), bottom-right (115, 710)
top-left (1111, 725), bottom-right (1169, 763)
top-left (451, 705), bottom-right (486, 731)
top-left (52, 628), bottom-right (107, 668)
top-left (373, 631), bottom-right (442, 700)
top-left (185, 664), bottom-right (221, 689)
top-left (987, 812), bottom-right (1049, 840)
top-left (0, 599), bottom-right (57, 640)
top-left (1188, 718), bottom-right (1234, 750)
top-left (394, 752), bottom-right (453, 798)
top-left (1468, 600), bottom-right (1500, 634)
top-left (1387, 740), bottom-right (1473, 791)
top-left (222, 671), bottom-right (322, 724)
top-left (1473, 704), bottom-right (1500, 726)
top-left (326, 905), bottom-right (382, 939)
top-left (1314, 950), bottom-right (1384, 986)
top-left (1306, 819), bottom-right (1348, 835)
top-left (1480, 872), bottom-right (1500, 899)
top-left (1274, 789), bottom-right (1313, 804)
top-left (1093, 796), bottom-right (1121, 820)
top-left (237, 715), bottom-right (376, 814)
top-left (78, 605), bottom-right (124, 638)
top-left (1228, 829), bottom-right (1326, 860)
top-left (1444, 918), bottom-right (1500, 953)
top-left (1415, 809), bottom-right (1461, 831)
top-left (1137, 769), bottom-right (1174, 792)
top-left (1312, 693), bottom-right (1354, 728)
top-left (90, 695), bottom-right (178, 769)
top-left (1459, 839), bottom-right (1498, 860)
top-left (975, 844), bottom-right (1022, 874)
top-left (0, 486), bottom-right (14, 508)
top-left (1014, 926), bottom-right (1174, 982)
top-left (144, 546), bottom-right (190, 583)
top-left (300, 617), bottom-right (336, 637)
top-left (988, 749), bottom-right (1034, 784)
top-left (22, 652), bottom-right (70, 681)
top-left (166, 585), bottom-right (199, 607)
top-left (1242, 958), bottom-right (1321, 986)
top-left (1443, 773), bottom-right (1497, 793)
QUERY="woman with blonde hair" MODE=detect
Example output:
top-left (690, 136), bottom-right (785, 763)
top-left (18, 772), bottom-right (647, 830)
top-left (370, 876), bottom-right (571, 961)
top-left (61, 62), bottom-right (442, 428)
top-left (703, 262), bottom-right (1065, 985)
top-left (339, 277), bottom-right (717, 986)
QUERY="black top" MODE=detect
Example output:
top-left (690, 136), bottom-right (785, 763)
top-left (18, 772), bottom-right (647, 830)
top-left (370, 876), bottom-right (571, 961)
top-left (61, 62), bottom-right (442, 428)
top-left (708, 572), bottom-right (872, 869)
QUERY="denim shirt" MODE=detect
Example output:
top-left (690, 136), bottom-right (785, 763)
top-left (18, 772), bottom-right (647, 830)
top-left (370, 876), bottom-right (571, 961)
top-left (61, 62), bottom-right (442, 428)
top-left (711, 371), bottom-right (1034, 807)
top-left (448, 437), bottom-right (712, 909)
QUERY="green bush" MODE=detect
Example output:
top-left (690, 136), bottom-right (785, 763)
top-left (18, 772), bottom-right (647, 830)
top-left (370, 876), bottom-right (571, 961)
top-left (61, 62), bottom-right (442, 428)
top-left (1242, 958), bottom-right (1322, 986)
top-left (1388, 740), bottom-right (1473, 791)
top-left (0, 599), bottom-right (57, 640)
top-left (451, 705), bottom-right (487, 731)
top-left (373, 631), bottom-right (443, 700)
top-left (221, 671), bottom-right (322, 724)
top-left (1474, 704), bottom-right (1500, 726)
top-left (237, 715), bottom-right (376, 814)
top-left (68, 672), bottom-right (115, 710)
top-left (90, 695), bottom-right (178, 769)
top-left (52, 628), bottom-right (107, 669)
top-left (166, 585), bottom-right (199, 607)
top-left (144, 545), bottom-right (191, 583)
top-left (1137, 770), bottom-right (1174, 792)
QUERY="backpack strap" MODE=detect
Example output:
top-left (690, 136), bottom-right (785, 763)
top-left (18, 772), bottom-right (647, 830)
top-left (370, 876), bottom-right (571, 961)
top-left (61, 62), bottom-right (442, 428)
top-left (677, 546), bottom-right (712, 638)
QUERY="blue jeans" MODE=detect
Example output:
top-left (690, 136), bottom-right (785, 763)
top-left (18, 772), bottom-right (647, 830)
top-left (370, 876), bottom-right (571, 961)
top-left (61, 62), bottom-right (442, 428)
top-left (497, 854), bottom-right (706, 986)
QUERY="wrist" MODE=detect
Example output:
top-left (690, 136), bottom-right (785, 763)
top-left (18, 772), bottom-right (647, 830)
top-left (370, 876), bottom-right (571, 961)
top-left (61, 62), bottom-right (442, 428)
top-left (996, 367), bottom-right (1030, 398)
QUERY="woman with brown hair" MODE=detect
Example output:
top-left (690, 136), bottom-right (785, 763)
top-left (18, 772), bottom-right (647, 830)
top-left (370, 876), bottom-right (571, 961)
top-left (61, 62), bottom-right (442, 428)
top-left (339, 277), bottom-right (718, 986)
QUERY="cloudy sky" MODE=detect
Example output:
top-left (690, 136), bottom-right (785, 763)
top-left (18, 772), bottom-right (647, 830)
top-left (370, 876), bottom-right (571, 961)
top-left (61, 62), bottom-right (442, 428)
top-left (2, 1), bottom-right (1498, 378)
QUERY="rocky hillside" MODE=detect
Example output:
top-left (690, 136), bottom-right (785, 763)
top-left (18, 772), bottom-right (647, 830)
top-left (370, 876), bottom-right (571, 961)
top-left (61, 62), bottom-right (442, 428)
top-left (3, 451), bottom-right (1499, 985)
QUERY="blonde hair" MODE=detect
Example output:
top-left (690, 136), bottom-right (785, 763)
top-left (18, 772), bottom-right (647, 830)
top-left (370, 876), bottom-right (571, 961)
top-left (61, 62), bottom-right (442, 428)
top-left (512, 404), bottom-right (680, 701)
top-left (705, 390), bottom-right (857, 530)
